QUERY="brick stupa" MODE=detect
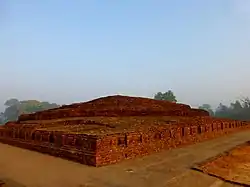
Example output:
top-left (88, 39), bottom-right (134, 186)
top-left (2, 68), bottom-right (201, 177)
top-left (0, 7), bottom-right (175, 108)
top-left (0, 95), bottom-right (249, 166)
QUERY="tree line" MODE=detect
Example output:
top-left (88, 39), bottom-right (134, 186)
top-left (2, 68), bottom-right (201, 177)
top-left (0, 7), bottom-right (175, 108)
top-left (0, 98), bottom-right (60, 124)
top-left (1, 91), bottom-right (250, 124)
top-left (154, 90), bottom-right (250, 121)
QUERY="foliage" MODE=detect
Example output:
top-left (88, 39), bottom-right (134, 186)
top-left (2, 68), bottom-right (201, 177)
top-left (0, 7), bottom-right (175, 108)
top-left (2, 98), bottom-right (60, 122)
top-left (4, 98), bottom-right (19, 107)
top-left (200, 98), bottom-right (250, 121)
top-left (154, 90), bottom-right (177, 102)
top-left (0, 112), bottom-right (5, 125)
top-left (198, 104), bottom-right (214, 116)
top-left (2, 94), bottom-right (250, 123)
top-left (214, 98), bottom-right (250, 120)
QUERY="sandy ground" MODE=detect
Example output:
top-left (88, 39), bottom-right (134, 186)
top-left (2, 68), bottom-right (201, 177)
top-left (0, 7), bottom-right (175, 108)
top-left (194, 141), bottom-right (250, 186)
top-left (0, 131), bottom-right (250, 187)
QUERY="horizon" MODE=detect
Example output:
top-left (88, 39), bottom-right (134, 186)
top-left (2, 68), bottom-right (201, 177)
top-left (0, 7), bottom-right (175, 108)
top-left (0, 93), bottom-right (247, 113)
top-left (1, 0), bottom-right (250, 112)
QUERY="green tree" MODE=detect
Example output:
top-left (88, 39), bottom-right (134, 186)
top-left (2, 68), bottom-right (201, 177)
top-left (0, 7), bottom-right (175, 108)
top-left (2, 99), bottom-right (60, 122)
top-left (230, 100), bottom-right (242, 111)
top-left (3, 98), bottom-right (21, 121)
top-left (18, 100), bottom-right (60, 115)
top-left (0, 112), bottom-right (5, 124)
top-left (3, 105), bottom-right (19, 121)
top-left (4, 98), bottom-right (19, 107)
top-left (214, 98), bottom-right (250, 121)
top-left (154, 90), bottom-right (177, 102)
top-left (198, 104), bottom-right (214, 116)
top-left (241, 97), bottom-right (250, 109)
top-left (214, 103), bottom-right (230, 119)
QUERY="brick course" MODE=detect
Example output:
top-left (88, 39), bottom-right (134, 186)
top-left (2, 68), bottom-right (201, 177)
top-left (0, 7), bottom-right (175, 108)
top-left (0, 95), bottom-right (249, 167)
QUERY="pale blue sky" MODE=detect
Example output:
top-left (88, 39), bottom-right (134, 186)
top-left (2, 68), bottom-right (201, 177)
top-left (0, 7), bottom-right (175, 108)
top-left (1, 0), bottom-right (250, 111)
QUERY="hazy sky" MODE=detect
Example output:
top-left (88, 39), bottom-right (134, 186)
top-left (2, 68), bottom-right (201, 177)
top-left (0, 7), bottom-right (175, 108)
top-left (1, 0), bottom-right (250, 111)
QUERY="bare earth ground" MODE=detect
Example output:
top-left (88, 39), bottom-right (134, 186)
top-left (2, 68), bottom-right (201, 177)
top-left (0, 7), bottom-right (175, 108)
top-left (194, 141), bottom-right (250, 186)
top-left (0, 131), bottom-right (250, 187)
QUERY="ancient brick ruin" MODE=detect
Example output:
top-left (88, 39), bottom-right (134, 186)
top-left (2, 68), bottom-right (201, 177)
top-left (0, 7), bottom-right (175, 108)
top-left (0, 95), bottom-right (249, 166)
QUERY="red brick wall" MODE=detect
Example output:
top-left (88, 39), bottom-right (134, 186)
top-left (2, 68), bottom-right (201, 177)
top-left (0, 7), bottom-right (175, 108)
top-left (95, 119), bottom-right (250, 166)
top-left (0, 118), bottom-right (249, 167)
top-left (0, 127), bottom-right (98, 166)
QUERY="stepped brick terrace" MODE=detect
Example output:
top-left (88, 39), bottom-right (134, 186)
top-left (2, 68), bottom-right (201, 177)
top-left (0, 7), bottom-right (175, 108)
top-left (0, 95), bottom-right (249, 167)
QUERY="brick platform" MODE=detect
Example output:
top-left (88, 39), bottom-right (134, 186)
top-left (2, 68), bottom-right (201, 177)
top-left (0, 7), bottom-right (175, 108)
top-left (0, 95), bottom-right (249, 167)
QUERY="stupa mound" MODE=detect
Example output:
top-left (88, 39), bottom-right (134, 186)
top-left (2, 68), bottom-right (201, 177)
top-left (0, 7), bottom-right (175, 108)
top-left (18, 95), bottom-right (209, 121)
top-left (0, 95), bottom-right (249, 167)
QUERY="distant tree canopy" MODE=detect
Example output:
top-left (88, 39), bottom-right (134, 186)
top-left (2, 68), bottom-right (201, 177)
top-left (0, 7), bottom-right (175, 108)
top-left (154, 90), bottom-right (177, 102)
top-left (198, 104), bottom-right (214, 116)
top-left (0, 112), bottom-right (5, 124)
top-left (1, 94), bottom-right (250, 124)
top-left (1, 98), bottom-right (60, 123)
top-left (199, 97), bottom-right (250, 121)
top-left (214, 98), bottom-right (250, 120)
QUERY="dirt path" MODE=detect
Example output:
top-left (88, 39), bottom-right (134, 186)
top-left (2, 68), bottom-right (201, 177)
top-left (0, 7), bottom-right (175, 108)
top-left (0, 131), bottom-right (249, 187)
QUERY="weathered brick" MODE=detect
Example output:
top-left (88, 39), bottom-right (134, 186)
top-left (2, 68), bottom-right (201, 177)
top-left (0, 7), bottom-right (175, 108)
top-left (0, 95), bottom-right (249, 167)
